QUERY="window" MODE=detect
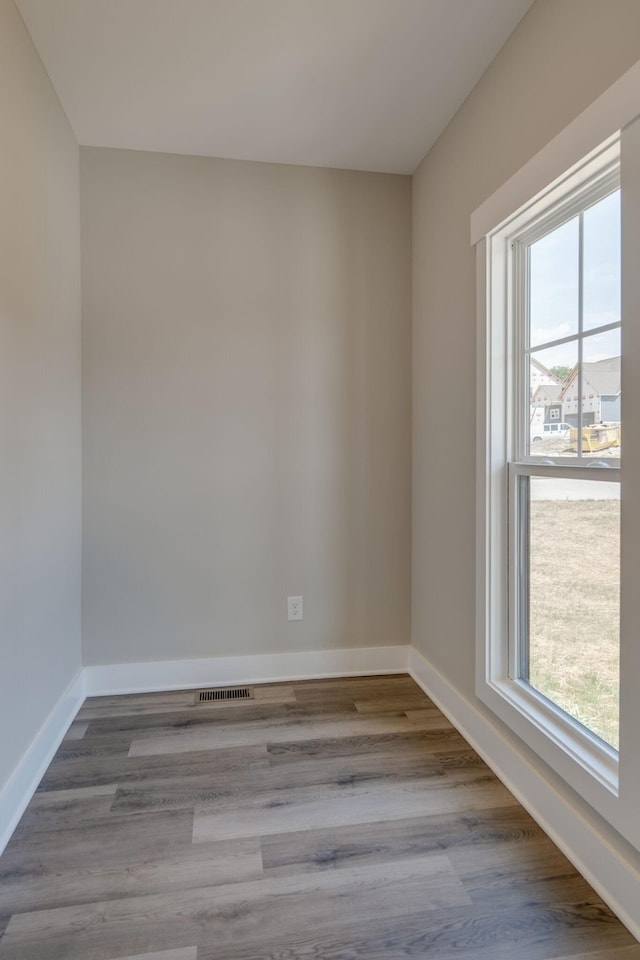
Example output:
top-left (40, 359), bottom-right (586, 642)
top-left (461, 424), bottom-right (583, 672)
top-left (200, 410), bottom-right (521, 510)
top-left (512, 177), bottom-right (621, 751)
top-left (474, 70), bottom-right (640, 849)
top-left (474, 123), bottom-right (640, 842)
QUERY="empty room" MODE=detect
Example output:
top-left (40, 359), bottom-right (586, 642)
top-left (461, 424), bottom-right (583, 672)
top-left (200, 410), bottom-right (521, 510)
top-left (2, 0), bottom-right (640, 957)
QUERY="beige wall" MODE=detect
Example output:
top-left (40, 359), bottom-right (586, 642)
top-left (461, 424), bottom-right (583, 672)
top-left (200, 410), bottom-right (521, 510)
top-left (81, 148), bottom-right (411, 665)
top-left (412, 0), bottom-right (640, 693)
top-left (0, 0), bottom-right (81, 792)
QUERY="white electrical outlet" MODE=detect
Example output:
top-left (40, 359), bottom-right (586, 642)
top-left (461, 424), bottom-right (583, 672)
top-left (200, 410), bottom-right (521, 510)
top-left (287, 596), bottom-right (303, 621)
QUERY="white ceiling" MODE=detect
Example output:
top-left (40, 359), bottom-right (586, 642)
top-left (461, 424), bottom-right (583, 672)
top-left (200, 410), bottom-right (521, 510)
top-left (16, 0), bottom-right (534, 174)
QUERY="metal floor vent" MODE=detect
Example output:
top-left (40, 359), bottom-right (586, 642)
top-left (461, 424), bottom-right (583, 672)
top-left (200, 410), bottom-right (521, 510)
top-left (195, 686), bottom-right (254, 703)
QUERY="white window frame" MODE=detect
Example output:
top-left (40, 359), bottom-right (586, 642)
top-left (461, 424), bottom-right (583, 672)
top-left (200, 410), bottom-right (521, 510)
top-left (507, 169), bottom-right (621, 770)
top-left (474, 65), bottom-right (640, 851)
top-left (476, 148), bottom-right (620, 798)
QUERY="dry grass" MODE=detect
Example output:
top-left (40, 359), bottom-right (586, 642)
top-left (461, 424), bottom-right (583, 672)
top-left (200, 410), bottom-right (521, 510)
top-left (529, 498), bottom-right (620, 749)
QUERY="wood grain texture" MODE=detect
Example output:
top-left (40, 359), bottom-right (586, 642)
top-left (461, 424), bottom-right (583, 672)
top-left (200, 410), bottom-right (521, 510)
top-left (128, 710), bottom-right (450, 757)
top-left (192, 903), bottom-right (640, 960)
top-left (0, 835), bottom-right (263, 914)
top-left (0, 675), bottom-right (636, 959)
top-left (63, 720), bottom-right (89, 740)
top-left (259, 804), bottom-right (547, 875)
top-left (119, 950), bottom-right (198, 960)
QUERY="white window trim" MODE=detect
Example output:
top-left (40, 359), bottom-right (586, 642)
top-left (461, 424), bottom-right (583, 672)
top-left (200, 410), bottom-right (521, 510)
top-left (475, 69), bottom-right (640, 850)
top-left (470, 59), bottom-right (640, 246)
top-left (476, 178), bottom-right (621, 817)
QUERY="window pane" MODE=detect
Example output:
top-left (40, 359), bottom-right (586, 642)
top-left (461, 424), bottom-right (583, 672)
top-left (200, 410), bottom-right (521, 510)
top-left (584, 190), bottom-right (621, 332)
top-left (525, 476), bottom-right (620, 748)
top-left (529, 216), bottom-right (579, 348)
top-left (528, 342), bottom-right (577, 456)
top-left (579, 328), bottom-right (621, 459)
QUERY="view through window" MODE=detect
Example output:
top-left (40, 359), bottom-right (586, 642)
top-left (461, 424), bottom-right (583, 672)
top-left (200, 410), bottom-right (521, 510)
top-left (517, 187), bottom-right (621, 749)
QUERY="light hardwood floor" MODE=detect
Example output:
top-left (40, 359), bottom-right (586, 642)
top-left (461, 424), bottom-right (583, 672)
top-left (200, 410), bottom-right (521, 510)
top-left (0, 675), bottom-right (638, 959)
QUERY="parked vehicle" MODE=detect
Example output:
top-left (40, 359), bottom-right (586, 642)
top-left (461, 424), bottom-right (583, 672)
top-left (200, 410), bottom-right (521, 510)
top-left (531, 422), bottom-right (572, 442)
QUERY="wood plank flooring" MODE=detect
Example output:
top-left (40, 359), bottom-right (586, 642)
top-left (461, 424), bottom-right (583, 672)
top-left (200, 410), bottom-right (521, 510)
top-left (0, 675), bottom-right (637, 960)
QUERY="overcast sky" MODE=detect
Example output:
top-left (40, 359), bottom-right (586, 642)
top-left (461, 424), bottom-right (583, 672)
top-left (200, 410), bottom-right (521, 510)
top-left (529, 189), bottom-right (621, 370)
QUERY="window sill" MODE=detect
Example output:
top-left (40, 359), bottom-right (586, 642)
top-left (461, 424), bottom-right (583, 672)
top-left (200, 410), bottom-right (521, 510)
top-left (481, 675), bottom-right (619, 798)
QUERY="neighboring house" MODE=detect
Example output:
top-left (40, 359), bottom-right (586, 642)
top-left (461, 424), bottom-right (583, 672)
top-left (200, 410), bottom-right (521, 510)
top-left (560, 356), bottom-right (621, 426)
top-left (530, 357), bottom-right (563, 395)
top-left (530, 359), bottom-right (564, 431)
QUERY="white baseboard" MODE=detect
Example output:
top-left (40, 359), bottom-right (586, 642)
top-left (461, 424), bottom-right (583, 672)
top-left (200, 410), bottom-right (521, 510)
top-left (0, 669), bottom-right (85, 857)
top-left (408, 647), bottom-right (640, 942)
top-left (83, 645), bottom-right (410, 696)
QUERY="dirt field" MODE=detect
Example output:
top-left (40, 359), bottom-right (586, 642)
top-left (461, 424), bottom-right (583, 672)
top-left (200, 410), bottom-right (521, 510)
top-left (529, 438), bottom-right (621, 460)
top-left (528, 498), bottom-right (620, 749)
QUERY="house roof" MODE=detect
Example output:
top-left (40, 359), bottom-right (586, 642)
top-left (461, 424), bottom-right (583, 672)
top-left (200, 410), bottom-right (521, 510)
top-left (531, 357), bottom-right (563, 384)
top-left (532, 383), bottom-right (563, 401)
top-left (583, 357), bottom-right (621, 397)
top-left (560, 356), bottom-right (621, 399)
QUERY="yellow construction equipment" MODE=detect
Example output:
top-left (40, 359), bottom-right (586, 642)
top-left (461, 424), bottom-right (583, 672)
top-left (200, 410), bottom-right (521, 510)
top-left (569, 423), bottom-right (621, 452)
